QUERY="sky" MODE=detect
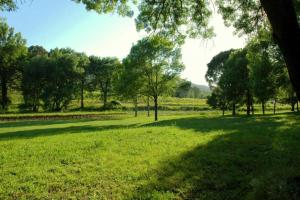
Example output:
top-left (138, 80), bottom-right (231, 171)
top-left (0, 0), bottom-right (246, 86)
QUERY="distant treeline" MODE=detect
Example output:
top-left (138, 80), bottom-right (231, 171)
top-left (2, 19), bottom-right (209, 120)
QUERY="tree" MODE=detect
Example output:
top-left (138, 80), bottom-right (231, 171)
top-left (0, 18), bottom-right (27, 110)
top-left (206, 49), bottom-right (234, 89)
top-left (247, 34), bottom-right (279, 115)
top-left (207, 87), bottom-right (228, 116)
top-left (219, 49), bottom-right (249, 116)
top-left (174, 79), bottom-right (191, 98)
top-left (122, 35), bottom-right (184, 121)
top-left (28, 45), bottom-right (48, 58)
top-left (75, 53), bottom-right (90, 110)
top-left (21, 55), bottom-right (48, 112)
top-left (87, 56), bottom-right (121, 108)
top-left (41, 48), bottom-right (79, 111)
top-left (116, 57), bottom-right (146, 117)
top-left (248, 48), bottom-right (276, 115)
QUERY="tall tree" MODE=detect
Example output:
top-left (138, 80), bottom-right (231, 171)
top-left (41, 48), bottom-right (79, 111)
top-left (88, 56), bottom-right (121, 108)
top-left (219, 49), bottom-right (249, 116)
top-left (0, 19), bottom-right (27, 110)
top-left (123, 35), bottom-right (184, 121)
top-left (116, 57), bottom-right (145, 117)
top-left (21, 55), bottom-right (48, 112)
top-left (75, 52), bottom-right (90, 110)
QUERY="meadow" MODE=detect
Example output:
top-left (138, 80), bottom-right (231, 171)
top-left (1, 111), bottom-right (300, 199)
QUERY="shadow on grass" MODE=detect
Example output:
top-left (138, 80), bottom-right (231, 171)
top-left (133, 114), bottom-right (300, 199)
top-left (0, 118), bottom-right (101, 129)
top-left (0, 123), bottom-right (138, 141)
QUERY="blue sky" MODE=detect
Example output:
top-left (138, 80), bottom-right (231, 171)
top-left (1, 0), bottom-right (245, 85)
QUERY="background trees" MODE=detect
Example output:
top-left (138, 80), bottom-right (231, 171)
top-left (121, 35), bottom-right (184, 121)
top-left (21, 55), bottom-right (48, 112)
top-left (0, 19), bottom-right (27, 110)
top-left (40, 49), bottom-right (79, 111)
top-left (75, 52), bottom-right (90, 110)
top-left (87, 56), bottom-right (121, 108)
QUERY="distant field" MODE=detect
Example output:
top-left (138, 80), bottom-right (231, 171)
top-left (1, 112), bottom-right (300, 199)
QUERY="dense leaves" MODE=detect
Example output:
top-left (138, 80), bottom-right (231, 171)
top-left (0, 19), bottom-right (27, 110)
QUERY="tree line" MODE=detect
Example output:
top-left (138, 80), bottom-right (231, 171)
top-left (0, 19), bottom-right (186, 121)
top-left (206, 31), bottom-right (299, 116)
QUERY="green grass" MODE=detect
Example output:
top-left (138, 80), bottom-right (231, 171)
top-left (1, 112), bottom-right (300, 199)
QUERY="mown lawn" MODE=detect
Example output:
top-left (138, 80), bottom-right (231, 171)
top-left (1, 112), bottom-right (300, 199)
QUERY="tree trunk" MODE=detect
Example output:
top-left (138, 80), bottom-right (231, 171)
top-left (232, 103), bottom-right (236, 116)
top-left (251, 103), bottom-right (255, 115)
top-left (246, 90), bottom-right (251, 116)
top-left (147, 96), bottom-right (150, 117)
top-left (260, 0), bottom-right (300, 99)
top-left (297, 100), bottom-right (299, 112)
top-left (103, 90), bottom-right (107, 107)
top-left (273, 99), bottom-right (276, 115)
top-left (222, 107), bottom-right (225, 116)
top-left (292, 102), bottom-right (295, 112)
top-left (154, 95), bottom-right (158, 121)
top-left (262, 102), bottom-right (265, 115)
top-left (134, 97), bottom-right (138, 117)
top-left (1, 77), bottom-right (8, 110)
top-left (80, 79), bottom-right (84, 110)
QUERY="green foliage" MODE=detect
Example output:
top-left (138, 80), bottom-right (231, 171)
top-left (0, 18), bottom-right (27, 110)
top-left (21, 56), bottom-right (48, 112)
top-left (41, 49), bottom-right (79, 111)
top-left (247, 35), bottom-right (277, 107)
top-left (87, 56), bottom-right (121, 107)
top-left (73, 0), bottom-right (135, 17)
top-left (174, 79), bottom-right (191, 98)
top-left (219, 49), bottom-right (249, 109)
top-left (205, 49), bottom-right (234, 89)
top-left (0, 0), bottom-right (16, 11)
top-left (128, 35), bottom-right (184, 98)
top-left (207, 86), bottom-right (227, 113)
top-left (27, 45), bottom-right (48, 58)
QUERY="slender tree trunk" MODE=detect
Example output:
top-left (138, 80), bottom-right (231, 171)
top-left (134, 97), bottom-right (138, 117)
top-left (251, 103), bottom-right (255, 115)
top-left (246, 90), bottom-right (251, 116)
top-left (297, 100), bottom-right (299, 112)
top-left (273, 99), bottom-right (276, 115)
top-left (262, 102), bottom-right (265, 115)
top-left (1, 77), bottom-right (8, 110)
top-left (154, 95), bottom-right (158, 121)
top-left (80, 79), bottom-right (84, 110)
top-left (147, 96), bottom-right (150, 117)
top-left (222, 106), bottom-right (225, 116)
top-left (260, 0), bottom-right (300, 99)
top-left (103, 91), bottom-right (107, 107)
top-left (292, 102), bottom-right (295, 112)
top-left (232, 103), bottom-right (236, 116)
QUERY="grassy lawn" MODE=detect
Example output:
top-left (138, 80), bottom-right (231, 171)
top-left (1, 112), bottom-right (300, 199)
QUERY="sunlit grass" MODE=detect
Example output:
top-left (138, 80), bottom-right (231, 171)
top-left (1, 112), bottom-right (300, 199)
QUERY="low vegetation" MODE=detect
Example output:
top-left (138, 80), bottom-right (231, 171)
top-left (1, 112), bottom-right (300, 199)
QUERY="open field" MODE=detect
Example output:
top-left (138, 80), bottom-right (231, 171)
top-left (1, 112), bottom-right (300, 199)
